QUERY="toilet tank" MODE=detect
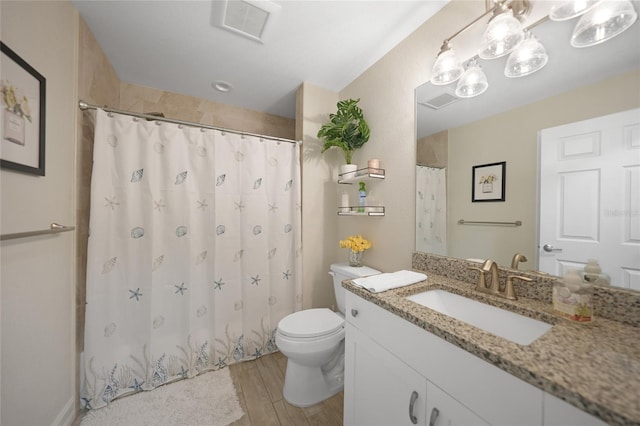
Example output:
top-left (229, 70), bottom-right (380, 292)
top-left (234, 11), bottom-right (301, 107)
top-left (330, 262), bottom-right (381, 314)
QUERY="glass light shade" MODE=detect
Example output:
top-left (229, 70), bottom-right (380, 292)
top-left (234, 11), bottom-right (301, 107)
top-left (479, 11), bottom-right (525, 59)
top-left (504, 33), bottom-right (549, 78)
top-left (430, 48), bottom-right (464, 85)
top-left (571, 0), bottom-right (638, 47)
top-left (550, 0), bottom-right (603, 21)
top-left (455, 59), bottom-right (489, 98)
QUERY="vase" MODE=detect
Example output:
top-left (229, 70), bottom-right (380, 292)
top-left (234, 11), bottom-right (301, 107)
top-left (349, 250), bottom-right (363, 267)
top-left (340, 164), bottom-right (358, 180)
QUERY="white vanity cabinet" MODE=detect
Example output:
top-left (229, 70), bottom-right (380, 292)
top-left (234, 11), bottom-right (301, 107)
top-left (345, 313), bottom-right (488, 426)
top-left (345, 326), bottom-right (427, 425)
top-left (344, 290), bottom-right (605, 426)
top-left (345, 292), bottom-right (499, 426)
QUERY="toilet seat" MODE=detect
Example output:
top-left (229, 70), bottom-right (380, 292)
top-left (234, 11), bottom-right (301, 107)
top-left (278, 308), bottom-right (343, 339)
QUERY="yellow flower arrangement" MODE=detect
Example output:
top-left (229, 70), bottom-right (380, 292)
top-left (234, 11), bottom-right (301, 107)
top-left (339, 235), bottom-right (372, 253)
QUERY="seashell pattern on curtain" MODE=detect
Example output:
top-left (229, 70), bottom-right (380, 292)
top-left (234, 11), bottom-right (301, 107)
top-left (81, 110), bottom-right (302, 410)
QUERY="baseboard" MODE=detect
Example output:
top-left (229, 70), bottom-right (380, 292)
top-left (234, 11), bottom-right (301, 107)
top-left (52, 397), bottom-right (75, 426)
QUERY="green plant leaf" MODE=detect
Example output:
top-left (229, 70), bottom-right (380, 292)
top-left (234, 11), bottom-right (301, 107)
top-left (317, 98), bottom-right (370, 164)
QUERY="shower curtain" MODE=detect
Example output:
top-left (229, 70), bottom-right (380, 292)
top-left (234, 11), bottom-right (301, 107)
top-left (81, 110), bottom-right (301, 409)
top-left (415, 165), bottom-right (447, 255)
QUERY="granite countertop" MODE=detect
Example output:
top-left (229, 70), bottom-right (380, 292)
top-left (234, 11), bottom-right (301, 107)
top-left (344, 273), bottom-right (640, 425)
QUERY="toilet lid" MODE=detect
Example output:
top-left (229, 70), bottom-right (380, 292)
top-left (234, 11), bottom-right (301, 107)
top-left (278, 308), bottom-right (344, 338)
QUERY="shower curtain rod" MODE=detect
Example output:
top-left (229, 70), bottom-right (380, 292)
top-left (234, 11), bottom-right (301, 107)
top-left (78, 100), bottom-right (300, 145)
top-left (417, 163), bottom-right (445, 169)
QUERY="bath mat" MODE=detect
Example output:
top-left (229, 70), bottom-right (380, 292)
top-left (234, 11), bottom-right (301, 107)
top-left (80, 368), bottom-right (244, 426)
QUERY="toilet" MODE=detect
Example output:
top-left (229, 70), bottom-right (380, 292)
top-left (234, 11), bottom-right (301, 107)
top-left (276, 262), bottom-right (380, 407)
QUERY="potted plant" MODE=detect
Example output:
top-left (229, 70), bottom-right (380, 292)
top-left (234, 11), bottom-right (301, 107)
top-left (317, 98), bottom-right (370, 177)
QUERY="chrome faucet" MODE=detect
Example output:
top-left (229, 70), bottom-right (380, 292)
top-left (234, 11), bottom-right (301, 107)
top-left (511, 253), bottom-right (528, 270)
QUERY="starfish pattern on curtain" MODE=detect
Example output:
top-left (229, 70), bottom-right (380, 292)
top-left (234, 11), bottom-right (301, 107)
top-left (82, 110), bottom-right (302, 410)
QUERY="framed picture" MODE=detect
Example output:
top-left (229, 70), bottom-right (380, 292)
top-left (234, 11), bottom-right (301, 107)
top-left (472, 161), bottom-right (506, 202)
top-left (1, 42), bottom-right (46, 176)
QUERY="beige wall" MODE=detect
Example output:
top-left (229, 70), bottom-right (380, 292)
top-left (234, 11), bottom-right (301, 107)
top-left (447, 69), bottom-right (640, 267)
top-left (1, 1), bottom-right (78, 425)
top-left (296, 83), bottom-right (341, 309)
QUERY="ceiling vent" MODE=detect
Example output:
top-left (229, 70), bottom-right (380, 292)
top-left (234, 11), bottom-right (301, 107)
top-left (418, 92), bottom-right (460, 110)
top-left (213, 0), bottom-right (281, 43)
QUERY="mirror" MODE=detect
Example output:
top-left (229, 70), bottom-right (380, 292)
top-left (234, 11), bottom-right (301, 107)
top-left (415, 7), bottom-right (640, 289)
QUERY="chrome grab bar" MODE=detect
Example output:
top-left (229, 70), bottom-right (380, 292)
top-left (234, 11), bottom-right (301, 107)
top-left (458, 219), bottom-right (522, 227)
top-left (1, 223), bottom-right (75, 241)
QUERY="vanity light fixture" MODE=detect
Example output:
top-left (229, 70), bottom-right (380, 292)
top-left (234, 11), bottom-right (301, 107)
top-left (455, 57), bottom-right (489, 98)
top-left (478, 3), bottom-right (527, 59)
top-left (504, 29), bottom-right (549, 77)
top-left (549, 0), bottom-right (603, 21)
top-left (430, 41), bottom-right (465, 85)
top-left (428, 0), bottom-right (531, 91)
top-left (428, 0), bottom-right (638, 93)
top-left (570, 0), bottom-right (638, 47)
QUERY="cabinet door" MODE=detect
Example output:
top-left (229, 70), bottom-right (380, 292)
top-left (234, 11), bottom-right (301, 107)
top-left (345, 323), bottom-right (427, 426)
top-left (426, 382), bottom-right (489, 426)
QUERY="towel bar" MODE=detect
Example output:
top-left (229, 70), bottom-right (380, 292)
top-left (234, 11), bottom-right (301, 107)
top-left (1, 223), bottom-right (75, 241)
top-left (458, 219), bottom-right (522, 227)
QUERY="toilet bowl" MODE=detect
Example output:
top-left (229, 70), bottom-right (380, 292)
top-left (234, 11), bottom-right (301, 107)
top-left (276, 263), bottom-right (380, 407)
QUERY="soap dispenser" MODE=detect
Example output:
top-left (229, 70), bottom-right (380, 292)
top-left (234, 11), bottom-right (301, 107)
top-left (553, 269), bottom-right (593, 322)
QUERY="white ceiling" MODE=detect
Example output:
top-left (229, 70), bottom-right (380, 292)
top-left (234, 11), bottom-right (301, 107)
top-left (72, 0), bottom-right (449, 119)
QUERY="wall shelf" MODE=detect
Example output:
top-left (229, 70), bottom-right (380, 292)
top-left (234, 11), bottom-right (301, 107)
top-left (338, 167), bottom-right (385, 184)
top-left (337, 167), bottom-right (386, 216)
top-left (337, 206), bottom-right (385, 216)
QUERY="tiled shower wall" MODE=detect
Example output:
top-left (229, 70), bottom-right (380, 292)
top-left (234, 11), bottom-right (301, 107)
top-left (75, 15), bottom-right (296, 391)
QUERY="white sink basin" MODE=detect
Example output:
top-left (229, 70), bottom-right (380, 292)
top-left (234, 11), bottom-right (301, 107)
top-left (406, 289), bottom-right (552, 345)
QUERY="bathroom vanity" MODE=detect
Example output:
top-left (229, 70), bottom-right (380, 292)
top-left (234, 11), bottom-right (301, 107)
top-left (343, 263), bottom-right (640, 425)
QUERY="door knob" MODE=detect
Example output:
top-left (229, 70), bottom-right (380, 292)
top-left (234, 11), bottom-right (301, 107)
top-left (543, 244), bottom-right (563, 252)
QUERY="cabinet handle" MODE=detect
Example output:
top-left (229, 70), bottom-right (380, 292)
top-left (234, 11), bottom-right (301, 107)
top-left (351, 308), bottom-right (358, 317)
top-left (409, 391), bottom-right (419, 424)
top-left (429, 407), bottom-right (440, 426)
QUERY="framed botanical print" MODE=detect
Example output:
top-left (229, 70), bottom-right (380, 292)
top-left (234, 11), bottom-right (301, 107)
top-left (1, 41), bottom-right (46, 176)
top-left (472, 161), bottom-right (506, 202)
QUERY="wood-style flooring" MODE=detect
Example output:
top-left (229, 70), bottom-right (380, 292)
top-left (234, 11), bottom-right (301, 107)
top-left (229, 351), bottom-right (344, 426)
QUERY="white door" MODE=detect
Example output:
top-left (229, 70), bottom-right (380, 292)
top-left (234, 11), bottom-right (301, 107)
top-left (539, 108), bottom-right (640, 290)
